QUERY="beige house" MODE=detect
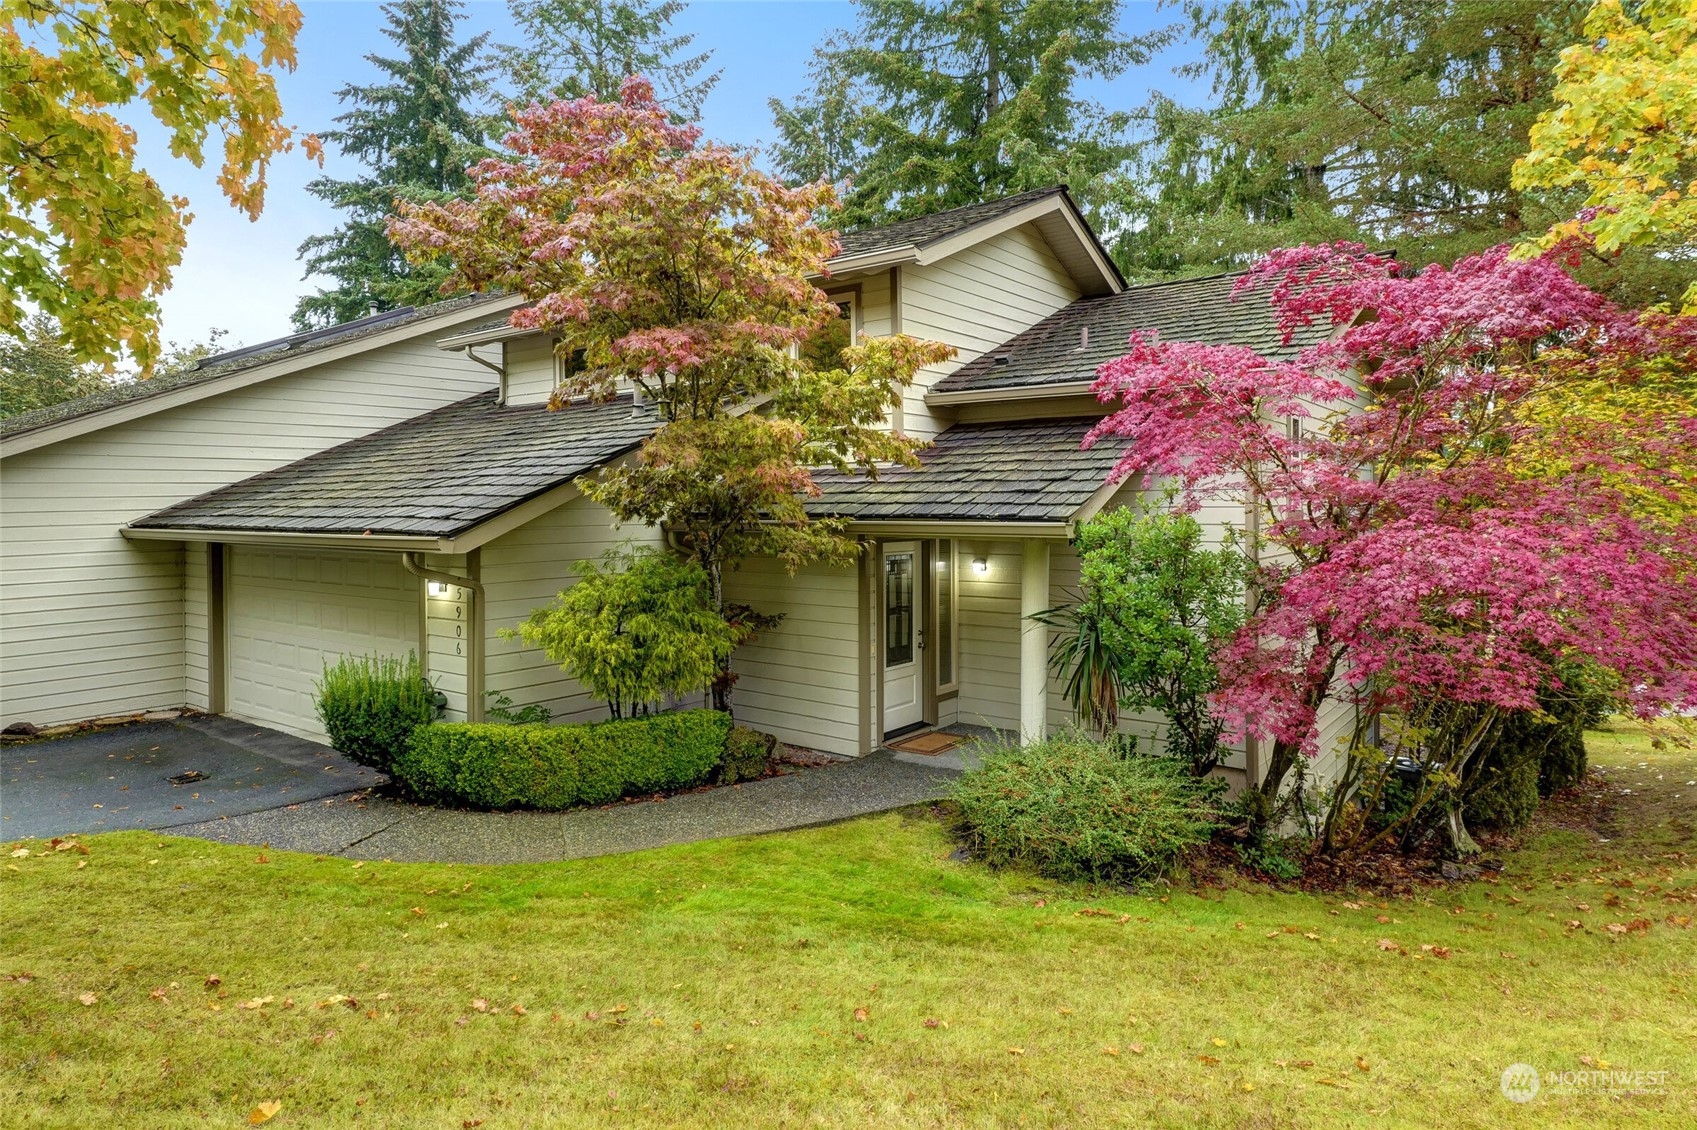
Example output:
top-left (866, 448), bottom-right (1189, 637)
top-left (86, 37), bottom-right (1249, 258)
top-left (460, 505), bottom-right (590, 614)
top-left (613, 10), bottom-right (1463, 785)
top-left (0, 187), bottom-right (1352, 792)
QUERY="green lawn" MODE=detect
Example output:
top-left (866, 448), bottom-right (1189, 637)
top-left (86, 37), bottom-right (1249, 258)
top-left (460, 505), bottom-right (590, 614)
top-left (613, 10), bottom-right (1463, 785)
top-left (3, 722), bottom-right (1693, 1128)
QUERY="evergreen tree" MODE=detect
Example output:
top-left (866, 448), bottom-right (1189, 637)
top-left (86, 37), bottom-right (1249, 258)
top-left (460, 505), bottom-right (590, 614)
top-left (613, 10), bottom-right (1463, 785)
top-left (293, 0), bottom-right (494, 330)
top-left (1119, 1), bottom-right (1687, 305)
top-left (0, 315), bottom-right (110, 418)
top-left (769, 0), bottom-right (1164, 232)
top-left (502, 0), bottom-right (719, 119)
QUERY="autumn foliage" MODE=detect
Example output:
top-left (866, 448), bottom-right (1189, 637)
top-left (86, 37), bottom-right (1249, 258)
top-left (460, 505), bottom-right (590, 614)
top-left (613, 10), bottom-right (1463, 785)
top-left (1088, 243), bottom-right (1697, 818)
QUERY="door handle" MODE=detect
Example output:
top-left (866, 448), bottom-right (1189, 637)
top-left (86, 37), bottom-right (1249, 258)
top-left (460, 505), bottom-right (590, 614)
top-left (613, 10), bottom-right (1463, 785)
top-left (917, 628), bottom-right (925, 649)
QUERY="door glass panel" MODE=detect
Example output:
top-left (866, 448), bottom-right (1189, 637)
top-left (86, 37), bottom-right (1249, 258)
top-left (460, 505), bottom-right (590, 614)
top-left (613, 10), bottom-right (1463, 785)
top-left (935, 539), bottom-right (953, 686)
top-left (885, 552), bottom-right (913, 666)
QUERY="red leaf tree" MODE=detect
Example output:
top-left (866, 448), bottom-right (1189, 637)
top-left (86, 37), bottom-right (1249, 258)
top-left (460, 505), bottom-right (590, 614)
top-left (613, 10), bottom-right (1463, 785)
top-left (390, 79), bottom-right (951, 711)
top-left (1088, 243), bottom-right (1697, 844)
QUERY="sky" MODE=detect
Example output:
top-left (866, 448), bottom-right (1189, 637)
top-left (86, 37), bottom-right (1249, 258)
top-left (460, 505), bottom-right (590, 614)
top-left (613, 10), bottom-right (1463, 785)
top-left (133, 0), bottom-right (1209, 351)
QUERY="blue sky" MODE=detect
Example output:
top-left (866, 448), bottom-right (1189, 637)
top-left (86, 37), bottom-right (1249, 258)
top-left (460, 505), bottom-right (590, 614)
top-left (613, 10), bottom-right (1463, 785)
top-left (138, 0), bottom-right (1207, 349)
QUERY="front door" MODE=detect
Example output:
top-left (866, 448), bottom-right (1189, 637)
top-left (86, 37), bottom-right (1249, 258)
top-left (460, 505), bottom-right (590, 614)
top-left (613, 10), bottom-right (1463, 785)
top-left (882, 542), bottom-right (923, 734)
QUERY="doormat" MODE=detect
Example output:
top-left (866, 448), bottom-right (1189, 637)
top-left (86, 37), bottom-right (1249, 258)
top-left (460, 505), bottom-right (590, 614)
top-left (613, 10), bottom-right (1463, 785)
top-left (887, 730), bottom-right (964, 755)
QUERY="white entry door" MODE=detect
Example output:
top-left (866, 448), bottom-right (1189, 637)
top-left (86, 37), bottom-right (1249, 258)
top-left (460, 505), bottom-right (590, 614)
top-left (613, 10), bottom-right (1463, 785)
top-left (882, 542), bottom-right (924, 734)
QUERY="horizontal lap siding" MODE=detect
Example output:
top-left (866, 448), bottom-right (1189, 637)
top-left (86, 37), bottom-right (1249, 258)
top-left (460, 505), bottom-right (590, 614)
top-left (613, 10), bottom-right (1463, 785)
top-left (479, 497), bottom-right (660, 724)
top-left (721, 556), bottom-right (860, 756)
top-left (0, 326), bottom-right (498, 727)
top-left (953, 540), bottom-right (1024, 734)
top-left (901, 226), bottom-right (1080, 438)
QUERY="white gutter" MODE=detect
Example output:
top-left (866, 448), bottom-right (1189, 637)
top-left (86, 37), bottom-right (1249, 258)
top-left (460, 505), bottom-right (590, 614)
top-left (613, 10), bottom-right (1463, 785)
top-left (121, 525), bottom-right (450, 552)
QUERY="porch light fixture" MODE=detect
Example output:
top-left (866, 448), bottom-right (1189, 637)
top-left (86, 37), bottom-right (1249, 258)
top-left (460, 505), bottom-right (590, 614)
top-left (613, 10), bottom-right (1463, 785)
top-left (427, 580), bottom-right (446, 597)
top-left (972, 557), bottom-right (989, 575)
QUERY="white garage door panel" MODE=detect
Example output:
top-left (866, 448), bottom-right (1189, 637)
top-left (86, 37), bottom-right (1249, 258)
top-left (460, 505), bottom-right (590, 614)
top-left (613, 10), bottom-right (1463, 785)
top-left (228, 548), bottom-right (419, 742)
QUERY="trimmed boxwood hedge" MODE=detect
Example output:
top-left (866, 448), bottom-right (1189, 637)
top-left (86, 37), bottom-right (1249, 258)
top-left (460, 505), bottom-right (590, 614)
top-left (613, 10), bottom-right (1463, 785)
top-left (395, 710), bottom-right (732, 810)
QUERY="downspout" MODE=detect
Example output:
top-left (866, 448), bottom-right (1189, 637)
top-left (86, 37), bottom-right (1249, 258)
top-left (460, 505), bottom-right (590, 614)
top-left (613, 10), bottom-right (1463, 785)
top-left (401, 552), bottom-right (487, 722)
top-left (453, 344), bottom-right (507, 405)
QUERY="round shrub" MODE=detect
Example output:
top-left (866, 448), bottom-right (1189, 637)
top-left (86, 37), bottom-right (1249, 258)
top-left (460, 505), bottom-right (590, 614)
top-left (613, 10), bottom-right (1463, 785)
top-left (313, 652), bottom-right (437, 773)
top-left (950, 731), bottom-right (1224, 884)
top-left (717, 725), bottom-right (777, 784)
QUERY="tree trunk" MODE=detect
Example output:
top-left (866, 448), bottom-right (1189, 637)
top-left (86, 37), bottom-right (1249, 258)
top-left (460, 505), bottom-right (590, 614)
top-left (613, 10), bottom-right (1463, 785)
top-left (1445, 806), bottom-right (1481, 856)
top-left (706, 557), bottom-right (733, 715)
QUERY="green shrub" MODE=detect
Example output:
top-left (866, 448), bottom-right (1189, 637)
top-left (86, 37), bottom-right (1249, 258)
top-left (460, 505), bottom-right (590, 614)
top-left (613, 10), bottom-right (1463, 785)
top-left (506, 547), bottom-right (738, 719)
top-left (313, 652), bottom-right (437, 773)
top-left (950, 731), bottom-right (1225, 884)
top-left (395, 710), bottom-right (732, 810)
top-left (718, 725), bottom-right (776, 784)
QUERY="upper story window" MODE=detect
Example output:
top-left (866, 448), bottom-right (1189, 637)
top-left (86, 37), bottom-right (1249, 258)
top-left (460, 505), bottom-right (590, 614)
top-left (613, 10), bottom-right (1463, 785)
top-left (800, 294), bottom-right (856, 372)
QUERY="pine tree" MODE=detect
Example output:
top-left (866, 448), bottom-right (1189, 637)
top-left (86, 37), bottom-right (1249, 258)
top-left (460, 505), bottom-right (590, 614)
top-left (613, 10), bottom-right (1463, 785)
top-left (293, 0), bottom-right (494, 330)
top-left (1117, 1), bottom-right (1686, 305)
top-left (502, 0), bottom-right (719, 120)
top-left (768, 0), bottom-right (1164, 232)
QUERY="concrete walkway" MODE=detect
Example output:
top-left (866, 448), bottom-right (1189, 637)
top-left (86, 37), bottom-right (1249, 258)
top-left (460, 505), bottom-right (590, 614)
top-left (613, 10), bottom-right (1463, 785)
top-left (169, 750), bottom-right (958, 864)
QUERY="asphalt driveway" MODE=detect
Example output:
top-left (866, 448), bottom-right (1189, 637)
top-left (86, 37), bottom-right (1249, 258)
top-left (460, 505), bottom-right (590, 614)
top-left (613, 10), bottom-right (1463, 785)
top-left (1, 715), bottom-right (378, 840)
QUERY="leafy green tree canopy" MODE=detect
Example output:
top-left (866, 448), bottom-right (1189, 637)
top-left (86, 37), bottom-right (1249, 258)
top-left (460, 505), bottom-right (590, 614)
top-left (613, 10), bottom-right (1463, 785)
top-left (769, 0), bottom-right (1164, 232)
top-left (503, 0), bottom-right (719, 118)
top-left (293, 0), bottom-right (494, 330)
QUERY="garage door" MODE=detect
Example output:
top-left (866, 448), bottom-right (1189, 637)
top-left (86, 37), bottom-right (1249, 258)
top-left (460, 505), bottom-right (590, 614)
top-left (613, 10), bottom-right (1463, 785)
top-left (227, 548), bottom-right (420, 743)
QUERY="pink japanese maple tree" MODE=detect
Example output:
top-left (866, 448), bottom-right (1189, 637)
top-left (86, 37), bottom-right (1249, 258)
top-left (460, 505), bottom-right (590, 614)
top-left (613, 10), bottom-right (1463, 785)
top-left (1087, 242), bottom-right (1697, 842)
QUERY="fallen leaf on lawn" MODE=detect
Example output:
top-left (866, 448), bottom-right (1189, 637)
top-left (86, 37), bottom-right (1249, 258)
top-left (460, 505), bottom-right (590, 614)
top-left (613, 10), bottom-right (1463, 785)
top-left (1579, 1055), bottom-right (1595, 1067)
top-left (1430, 946), bottom-right (1452, 959)
top-left (411, 907), bottom-right (425, 916)
top-left (1057, 1007), bottom-right (1073, 1016)
top-left (1605, 923), bottom-right (1628, 935)
top-left (237, 996), bottom-right (274, 1010)
top-left (53, 840), bottom-right (79, 852)
top-left (922, 1018), bottom-right (940, 1029)
top-left (584, 1010), bottom-right (600, 1020)
top-left (1103, 1046), bottom-right (1119, 1056)
top-left (1668, 915), bottom-right (1692, 929)
top-left (9, 848), bottom-right (28, 858)
top-left (1007, 1047), bottom-right (1025, 1056)
top-left (1376, 915), bottom-right (1390, 924)
top-left (76, 992), bottom-right (97, 1006)
top-left (248, 1101), bottom-right (282, 1125)
top-left (1376, 939), bottom-right (1401, 952)
top-left (436, 922), bottom-right (448, 929)
top-left (1575, 902), bottom-right (1590, 912)
top-left (1341, 901), bottom-right (1362, 910)
top-left (205, 975), bottom-right (222, 988)
top-left (1315, 1077), bottom-right (1339, 1087)
top-left (1292, 1059), bottom-right (1315, 1068)
top-left (375, 992), bottom-right (390, 1001)
top-left (1211, 1038), bottom-right (1227, 1047)
top-left (312, 1029), bottom-right (337, 1045)
top-left (150, 987), bottom-right (168, 1001)
top-left (351, 861), bottom-right (364, 869)
top-left (254, 854), bottom-right (268, 864)
top-left (610, 1003), bottom-right (628, 1014)
top-left (1234, 922), bottom-right (1244, 930)
top-left (1242, 1082), bottom-right (1255, 1092)
top-left (1303, 932), bottom-right (1321, 941)
top-left (1356, 1058), bottom-right (1371, 1072)
top-left (511, 1004), bottom-right (527, 1016)
top-left (1128, 1043), bottom-right (1145, 1055)
top-left (1627, 918), bottom-right (1653, 933)
top-left (1265, 931), bottom-right (1280, 938)
top-left (1196, 1055), bottom-right (1220, 1066)
top-left (471, 998), bottom-right (490, 1013)
top-left (853, 1007), bottom-right (869, 1022)
top-left (463, 1121), bottom-right (483, 1128)
top-left (75, 860), bottom-right (87, 870)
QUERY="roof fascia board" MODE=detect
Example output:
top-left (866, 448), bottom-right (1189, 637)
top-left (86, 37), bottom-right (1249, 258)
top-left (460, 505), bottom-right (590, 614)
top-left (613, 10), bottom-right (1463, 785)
top-left (3, 295), bottom-right (526, 459)
top-left (926, 380), bottom-right (1096, 406)
top-left (841, 519), bottom-right (1071, 539)
top-left (816, 246), bottom-right (918, 279)
top-left (441, 478), bottom-right (587, 553)
top-left (121, 525), bottom-right (448, 553)
top-left (436, 321), bottom-right (536, 349)
top-left (914, 199), bottom-right (1122, 294)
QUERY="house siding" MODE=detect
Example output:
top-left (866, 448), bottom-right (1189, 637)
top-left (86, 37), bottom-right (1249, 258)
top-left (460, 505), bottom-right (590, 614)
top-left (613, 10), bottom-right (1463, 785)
top-left (504, 335), bottom-right (557, 407)
top-left (720, 556), bottom-right (862, 757)
top-left (900, 225), bottom-right (1081, 438)
top-left (0, 325), bottom-right (499, 728)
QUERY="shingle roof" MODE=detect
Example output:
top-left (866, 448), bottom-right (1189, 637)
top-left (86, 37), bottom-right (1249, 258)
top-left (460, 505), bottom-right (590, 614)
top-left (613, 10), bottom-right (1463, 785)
top-left (832, 186), bottom-right (1071, 259)
top-left (131, 391), bottom-right (658, 538)
top-left (810, 417), bottom-right (1123, 523)
top-left (2, 293), bottom-right (513, 440)
top-left (931, 270), bottom-right (1325, 396)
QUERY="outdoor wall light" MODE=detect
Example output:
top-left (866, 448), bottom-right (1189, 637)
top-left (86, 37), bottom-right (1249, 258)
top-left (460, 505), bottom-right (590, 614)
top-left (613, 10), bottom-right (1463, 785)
top-left (427, 580), bottom-right (446, 597)
top-left (972, 557), bottom-right (989, 575)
